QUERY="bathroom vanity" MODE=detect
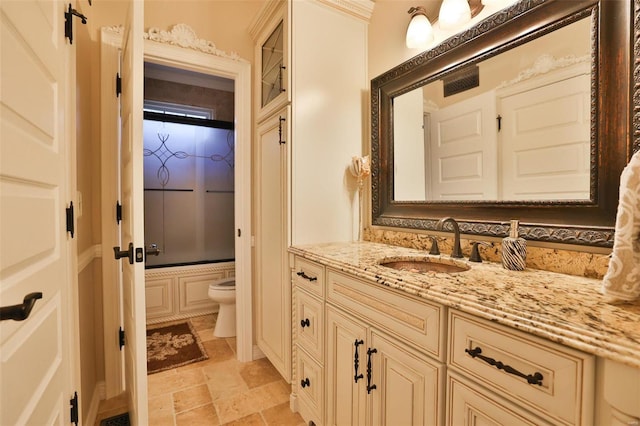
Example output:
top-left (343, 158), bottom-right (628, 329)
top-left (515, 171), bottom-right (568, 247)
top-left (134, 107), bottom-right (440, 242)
top-left (289, 242), bottom-right (640, 425)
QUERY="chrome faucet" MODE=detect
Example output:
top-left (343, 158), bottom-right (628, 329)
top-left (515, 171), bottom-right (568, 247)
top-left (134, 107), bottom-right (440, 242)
top-left (436, 217), bottom-right (463, 258)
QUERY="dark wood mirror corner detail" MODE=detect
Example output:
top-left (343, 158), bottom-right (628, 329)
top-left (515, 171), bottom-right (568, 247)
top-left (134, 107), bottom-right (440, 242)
top-left (371, 0), bottom-right (637, 248)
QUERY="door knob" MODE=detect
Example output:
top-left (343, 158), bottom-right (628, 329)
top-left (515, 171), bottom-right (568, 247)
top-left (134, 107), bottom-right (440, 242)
top-left (113, 242), bottom-right (134, 264)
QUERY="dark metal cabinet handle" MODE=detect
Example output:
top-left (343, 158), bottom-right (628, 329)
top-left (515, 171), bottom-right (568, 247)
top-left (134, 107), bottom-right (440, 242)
top-left (278, 116), bottom-right (286, 145)
top-left (300, 378), bottom-right (310, 388)
top-left (300, 318), bottom-right (310, 328)
top-left (1, 292), bottom-right (43, 321)
top-left (354, 339), bottom-right (364, 383)
top-left (296, 271), bottom-right (317, 282)
top-left (465, 347), bottom-right (544, 385)
top-left (366, 348), bottom-right (377, 393)
top-left (113, 242), bottom-right (134, 264)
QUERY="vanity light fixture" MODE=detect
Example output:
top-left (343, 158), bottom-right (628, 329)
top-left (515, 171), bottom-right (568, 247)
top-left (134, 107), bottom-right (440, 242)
top-left (406, 6), bottom-right (434, 49)
top-left (406, 0), bottom-right (485, 49)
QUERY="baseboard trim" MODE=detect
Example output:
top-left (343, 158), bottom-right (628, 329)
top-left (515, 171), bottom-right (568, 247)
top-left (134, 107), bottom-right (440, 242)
top-left (84, 380), bottom-right (106, 426)
top-left (252, 345), bottom-right (265, 360)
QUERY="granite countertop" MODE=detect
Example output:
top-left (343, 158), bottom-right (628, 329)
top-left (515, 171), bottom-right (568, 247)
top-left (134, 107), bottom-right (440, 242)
top-left (289, 241), bottom-right (640, 369)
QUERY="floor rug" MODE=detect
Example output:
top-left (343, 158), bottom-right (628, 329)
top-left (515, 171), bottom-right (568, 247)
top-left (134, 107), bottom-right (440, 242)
top-left (146, 321), bottom-right (208, 374)
top-left (100, 413), bottom-right (130, 426)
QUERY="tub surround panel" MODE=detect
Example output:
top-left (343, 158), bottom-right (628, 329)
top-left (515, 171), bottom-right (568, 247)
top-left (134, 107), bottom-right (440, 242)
top-left (364, 227), bottom-right (610, 279)
top-left (145, 262), bottom-right (235, 324)
top-left (288, 242), bottom-right (640, 369)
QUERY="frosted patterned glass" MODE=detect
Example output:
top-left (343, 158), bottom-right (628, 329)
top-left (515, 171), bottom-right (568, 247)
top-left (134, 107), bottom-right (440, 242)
top-left (143, 120), bottom-right (234, 266)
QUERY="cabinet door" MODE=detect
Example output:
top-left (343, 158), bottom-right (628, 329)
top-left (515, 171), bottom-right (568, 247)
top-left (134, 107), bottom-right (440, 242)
top-left (255, 108), bottom-right (291, 381)
top-left (369, 330), bottom-right (444, 426)
top-left (447, 372), bottom-right (549, 426)
top-left (326, 306), bottom-right (367, 426)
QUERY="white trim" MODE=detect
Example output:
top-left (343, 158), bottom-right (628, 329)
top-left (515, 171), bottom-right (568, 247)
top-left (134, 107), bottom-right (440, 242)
top-left (253, 344), bottom-right (266, 360)
top-left (316, 0), bottom-right (375, 21)
top-left (78, 245), bottom-right (102, 273)
top-left (497, 54), bottom-right (590, 90)
top-left (144, 24), bottom-right (247, 62)
top-left (84, 381), bottom-right (105, 426)
top-left (100, 28), bottom-right (125, 399)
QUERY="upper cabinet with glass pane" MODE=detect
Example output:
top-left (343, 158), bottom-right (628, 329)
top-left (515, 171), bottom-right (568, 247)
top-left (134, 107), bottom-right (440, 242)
top-left (252, 0), bottom-right (290, 121)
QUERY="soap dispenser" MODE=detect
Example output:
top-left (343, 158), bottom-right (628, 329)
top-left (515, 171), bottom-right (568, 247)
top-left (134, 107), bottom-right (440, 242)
top-left (501, 220), bottom-right (526, 271)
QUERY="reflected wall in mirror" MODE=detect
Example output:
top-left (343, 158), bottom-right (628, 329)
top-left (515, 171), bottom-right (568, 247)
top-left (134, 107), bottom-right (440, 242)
top-left (372, 0), bottom-right (636, 248)
top-left (394, 17), bottom-right (591, 202)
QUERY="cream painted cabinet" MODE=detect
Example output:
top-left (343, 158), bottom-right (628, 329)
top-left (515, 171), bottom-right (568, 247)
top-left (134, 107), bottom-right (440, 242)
top-left (291, 256), bottom-right (446, 425)
top-left (290, 253), bottom-right (607, 426)
top-left (447, 309), bottom-right (595, 426)
top-left (251, 0), bottom-right (373, 383)
top-left (293, 256), bottom-right (326, 424)
top-left (325, 305), bottom-right (443, 426)
top-left (255, 108), bottom-right (291, 381)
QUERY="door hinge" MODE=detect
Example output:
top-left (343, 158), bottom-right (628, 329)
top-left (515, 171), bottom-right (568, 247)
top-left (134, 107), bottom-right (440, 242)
top-left (64, 4), bottom-right (87, 45)
top-left (497, 114), bottom-right (502, 132)
top-left (116, 201), bottom-right (122, 224)
top-left (70, 391), bottom-right (79, 425)
top-left (66, 202), bottom-right (75, 238)
top-left (119, 327), bottom-right (125, 350)
top-left (116, 73), bottom-right (122, 97)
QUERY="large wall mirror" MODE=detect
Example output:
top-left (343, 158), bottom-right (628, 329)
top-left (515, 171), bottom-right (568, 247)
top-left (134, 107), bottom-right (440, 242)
top-left (371, 0), bottom-right (636, 248)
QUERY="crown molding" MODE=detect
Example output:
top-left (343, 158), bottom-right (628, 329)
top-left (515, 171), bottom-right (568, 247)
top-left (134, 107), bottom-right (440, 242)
top-left (248, 0), bottom-right (285, 41)
top-left (101, 23), bottom-right (248, 62)
top-left (316, 0), bottom-right (375, 21)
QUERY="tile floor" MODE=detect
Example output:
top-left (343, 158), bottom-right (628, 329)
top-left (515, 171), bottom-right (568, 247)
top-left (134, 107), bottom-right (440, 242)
top-left (95, 314), bottom-right (305, 426)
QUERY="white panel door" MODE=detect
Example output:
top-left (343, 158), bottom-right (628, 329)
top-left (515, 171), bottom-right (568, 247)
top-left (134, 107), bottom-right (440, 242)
top-left (499, 74), bottom-right (590, 200)
top-left (0, 0), bottom-right (75, 424)
top-left (430, 91), bottom-right (498, 200)
top-left (119, 1), bottom-right (148, 424)
top-left (255, 108), bottom-right (291, 381)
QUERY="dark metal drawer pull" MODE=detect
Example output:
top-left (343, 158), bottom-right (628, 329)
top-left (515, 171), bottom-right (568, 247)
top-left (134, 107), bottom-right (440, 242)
top-left (296, 271), bottom-right (317, 282)
top-left (300, 378), bottom-right (310, 388)
top-left (465, 347), bottom-right (544, 386)
top-left (0, 292), bottom-right (43, 321)
top-left (300, 318), bottom-right (310, 328)
top-left (366, 348), bottom-right (377, 393)
top-left (354, 339), bottom-right (364, 383)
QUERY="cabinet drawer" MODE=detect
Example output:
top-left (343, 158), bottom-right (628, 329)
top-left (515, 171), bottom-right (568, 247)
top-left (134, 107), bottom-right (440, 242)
top-left (327, 269), bottom-right (445, 361)
top-left (293, 257), bottom-right (325, 297)
top-left (448, 310), bottom-right (594, 425)
top-left (294, 288), bottom-right (324, 362)
top-left (447, 371), bottom-right (550, 426)
top-left (296, 347), bottom-right (324, 425)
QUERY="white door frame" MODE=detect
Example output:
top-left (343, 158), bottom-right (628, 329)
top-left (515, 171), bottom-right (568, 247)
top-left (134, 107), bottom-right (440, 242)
top-left (100, 24), bottom-right (253, 395)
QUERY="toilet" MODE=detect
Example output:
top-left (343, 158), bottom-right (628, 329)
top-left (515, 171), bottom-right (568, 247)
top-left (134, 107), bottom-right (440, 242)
top-left (208, 277), bottom-right (236, 337)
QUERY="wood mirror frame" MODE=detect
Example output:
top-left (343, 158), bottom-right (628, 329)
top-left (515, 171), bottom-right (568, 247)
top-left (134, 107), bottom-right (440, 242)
top-left (371, 0), bottom-right (637, 248)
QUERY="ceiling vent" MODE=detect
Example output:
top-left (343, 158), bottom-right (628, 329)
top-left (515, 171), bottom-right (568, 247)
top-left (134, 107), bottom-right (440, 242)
top-left (442, 65), bottom-right (480, 97)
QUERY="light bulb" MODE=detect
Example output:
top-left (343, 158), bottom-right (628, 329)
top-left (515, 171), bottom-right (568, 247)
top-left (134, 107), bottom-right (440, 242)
top-left (438, 0), bottom-right (471, 30)
top-left (406, 7), bottom-right (434, 49)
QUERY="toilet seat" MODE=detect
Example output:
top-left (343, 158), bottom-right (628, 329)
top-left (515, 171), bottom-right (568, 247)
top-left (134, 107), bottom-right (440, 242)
top-left (209, 278), bottom-right (235, 290)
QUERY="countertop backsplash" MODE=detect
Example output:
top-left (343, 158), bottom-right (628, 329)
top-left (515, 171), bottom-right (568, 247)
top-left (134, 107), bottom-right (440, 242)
top-left (364, 227), bottom-right (610, 280)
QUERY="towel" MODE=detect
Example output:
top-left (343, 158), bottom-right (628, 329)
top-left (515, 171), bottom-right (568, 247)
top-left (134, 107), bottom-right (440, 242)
top-left (602, 150), bottom-right (640, 301)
